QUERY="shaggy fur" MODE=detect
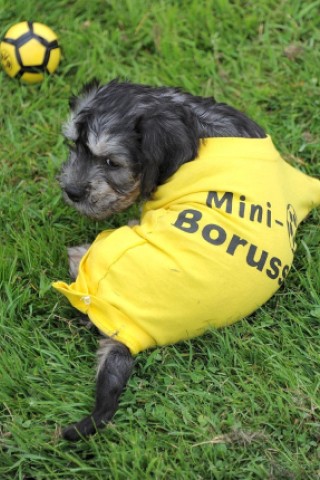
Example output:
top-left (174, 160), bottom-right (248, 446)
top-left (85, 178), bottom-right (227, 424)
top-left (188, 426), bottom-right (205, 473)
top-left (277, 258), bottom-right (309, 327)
top-left (58, 80), bottom-right (265, 220)
top-left (58, 79), bottom-right (266, 441)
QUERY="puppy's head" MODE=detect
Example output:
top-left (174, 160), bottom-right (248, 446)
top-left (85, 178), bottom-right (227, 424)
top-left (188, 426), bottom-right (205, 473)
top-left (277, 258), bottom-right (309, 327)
top-left (58, 80), bottom-right (199, 220)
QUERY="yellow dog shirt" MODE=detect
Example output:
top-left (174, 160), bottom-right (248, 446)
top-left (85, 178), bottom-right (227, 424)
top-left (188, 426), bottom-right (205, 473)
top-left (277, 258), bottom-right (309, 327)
top-left (53, 136), bottom-right (320, 354)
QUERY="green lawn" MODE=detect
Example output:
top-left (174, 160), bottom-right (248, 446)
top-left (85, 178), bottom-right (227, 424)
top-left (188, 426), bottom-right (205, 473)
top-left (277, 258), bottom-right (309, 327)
top-left (1, 1), bottom-right (320, 479)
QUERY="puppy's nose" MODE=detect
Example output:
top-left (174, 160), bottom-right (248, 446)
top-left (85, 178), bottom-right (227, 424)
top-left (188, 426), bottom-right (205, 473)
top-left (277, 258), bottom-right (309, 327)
top-left (65, 185), bottom-right (87, 203)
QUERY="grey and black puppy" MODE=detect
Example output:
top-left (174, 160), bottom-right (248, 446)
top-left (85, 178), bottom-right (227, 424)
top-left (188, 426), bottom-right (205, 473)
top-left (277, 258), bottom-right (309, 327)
top-left (58, 79), bottom-right (266, 441)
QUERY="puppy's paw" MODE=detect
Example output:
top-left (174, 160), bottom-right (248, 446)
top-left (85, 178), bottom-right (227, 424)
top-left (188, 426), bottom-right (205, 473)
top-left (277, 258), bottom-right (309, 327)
top-left (68, 244), bottom-right (91, 280)
top-left (78, 313), bottom-right (94, 329)
top-left (127, 218), bottom-right (140, 227)
top-left (62, 417), bottom-right (100, 442)
top-left (62, 424), bottom-right (85, 442)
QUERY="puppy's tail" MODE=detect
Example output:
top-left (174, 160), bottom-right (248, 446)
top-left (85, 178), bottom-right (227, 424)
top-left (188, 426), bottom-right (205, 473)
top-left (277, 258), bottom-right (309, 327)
top-left (62, 338), bottom-right (134, 442)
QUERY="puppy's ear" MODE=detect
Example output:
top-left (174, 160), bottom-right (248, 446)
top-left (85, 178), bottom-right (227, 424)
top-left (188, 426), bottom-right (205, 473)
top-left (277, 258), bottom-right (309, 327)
top-left (69, 79), bottom-right (101, 111)
top-left (137, 104), bottom-right (199, 197)
top-left (63, 79), bottom-right (101, 141)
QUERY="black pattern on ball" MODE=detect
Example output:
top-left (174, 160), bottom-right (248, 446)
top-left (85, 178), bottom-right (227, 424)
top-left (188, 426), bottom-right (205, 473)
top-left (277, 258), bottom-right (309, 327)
top-left (1, 21), bottom-right (60, 80)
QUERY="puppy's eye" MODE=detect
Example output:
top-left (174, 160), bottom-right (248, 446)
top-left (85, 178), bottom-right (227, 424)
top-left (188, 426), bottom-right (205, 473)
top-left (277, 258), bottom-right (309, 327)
top-left (105, 158), bottom-right (119, 169)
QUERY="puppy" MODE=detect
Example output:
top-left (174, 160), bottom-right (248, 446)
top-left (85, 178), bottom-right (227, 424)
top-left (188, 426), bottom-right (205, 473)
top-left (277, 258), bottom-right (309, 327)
top-left (57, 79), bottom-right (266, 441)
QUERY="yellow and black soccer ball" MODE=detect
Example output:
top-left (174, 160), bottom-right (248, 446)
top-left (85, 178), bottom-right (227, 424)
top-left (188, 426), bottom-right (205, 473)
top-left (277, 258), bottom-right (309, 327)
top-left (0, 21), bottom-right (61, 84)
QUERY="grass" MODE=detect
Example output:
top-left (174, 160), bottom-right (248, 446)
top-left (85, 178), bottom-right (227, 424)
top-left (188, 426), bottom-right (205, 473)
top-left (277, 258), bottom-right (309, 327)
top-left (0, 0), bottom-right (320, 478)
